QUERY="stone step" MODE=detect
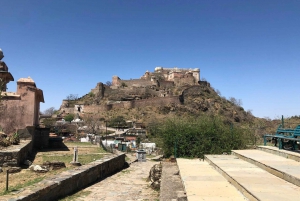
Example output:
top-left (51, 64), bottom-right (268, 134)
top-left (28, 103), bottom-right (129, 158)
top-left (232, 149), bottom-right (300, 187)
top-left (205, 155), bottom-right (300, 201)
top-left (176, 158), bottom-right (247, 201)
top-left (257, 145), bottom-right (300, 162)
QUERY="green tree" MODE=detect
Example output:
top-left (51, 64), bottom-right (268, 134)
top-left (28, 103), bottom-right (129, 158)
top-left (109, 116), bottom-right (126, 128)
top-left (64, 114), bottom-right (75, 122)
top-left (150, 115), bottom-right (252, 159)
top-left (121, 82), bottom-right (127, 88)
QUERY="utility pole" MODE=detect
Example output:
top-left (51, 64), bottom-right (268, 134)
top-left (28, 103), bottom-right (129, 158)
top-left (105, 120), bottom-right (107, 146)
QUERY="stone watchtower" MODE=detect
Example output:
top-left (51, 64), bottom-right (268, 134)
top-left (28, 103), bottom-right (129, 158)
top-left (0, 49), bottom-right (14, 91)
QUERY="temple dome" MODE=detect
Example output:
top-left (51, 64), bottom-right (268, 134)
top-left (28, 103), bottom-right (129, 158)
top-left (17, 76), bottom-right (35, 83)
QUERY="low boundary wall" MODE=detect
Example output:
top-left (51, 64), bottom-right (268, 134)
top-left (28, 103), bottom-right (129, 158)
top-left (3, 153), bottom-right (125, 201)
top-left (0, 140), bottom-right (32, 167)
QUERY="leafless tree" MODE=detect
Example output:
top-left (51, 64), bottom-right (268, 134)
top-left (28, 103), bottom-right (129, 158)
top-left (43, 107), bottom-right (56, 116)
top-left (105, 81), bottom-right (112, 86)
top-left (66, 94), bottom-right (78, 101)
top-left (83, 113), bottom-right (101, 134)
top-left (65, 94), bottom-right (79, 107)
top-left (215, 89), bottom-right (221, 96)
top-left (229, 97), bottom-right (243, 106)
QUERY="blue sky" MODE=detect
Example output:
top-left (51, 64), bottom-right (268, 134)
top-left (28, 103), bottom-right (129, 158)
top-left (1, 0), bottom-right (299, 119)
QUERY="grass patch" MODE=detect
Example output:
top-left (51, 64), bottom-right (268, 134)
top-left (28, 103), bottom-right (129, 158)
top-left (59, 190), bottom-right (92, 201)
top-left (64, 142), bottom-right (94, 147)
top-left (0, 176), bottom-right (45, 196)
top-left (146, 154), bottom-right (156, 159)
top-left (42, 154), bottom-right (104, 165)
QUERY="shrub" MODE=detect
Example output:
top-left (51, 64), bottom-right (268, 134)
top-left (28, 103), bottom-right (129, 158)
top-left (150, 115), bottom-right (251, 159)
top-left (88, 92), bottom-right (95, 97)
top-left (64, 114), bottom-right (75, 122)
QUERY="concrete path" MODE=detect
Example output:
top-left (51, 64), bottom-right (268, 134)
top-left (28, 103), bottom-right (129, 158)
top-left (232, 149), bottom-right (300, 186)
top-left (177, 158), bottom-right (247, 201)
top-left (257, 145), bottom-right (300, 162)
top-left (205, 155), bottom-right (300, 201)
top-left (71, 160), bottom-right (159, 201)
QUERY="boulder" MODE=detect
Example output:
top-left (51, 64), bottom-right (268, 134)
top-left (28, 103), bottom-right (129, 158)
top-left (29, 165), bottom-right (49, 173)
top-left (148, 163), bottom-right (162, 190)
top-left (43, 161), bottom-right (66, 170)
top-left (8, 167), bottom-right (21, 173)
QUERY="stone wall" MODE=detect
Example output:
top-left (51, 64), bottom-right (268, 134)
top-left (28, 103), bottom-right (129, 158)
top-left (33, 128), bottom-right (50, 149)
top-left (4, 153), bottom-right (126, 201)
top-left (113, 77), bottom-right (155, 88)
top-left (83, 96), bottom-right (180, 113)
top-left (173, 75), bottom-right (196, 86)
top-left (159, 80), bottom-right (174, 88)
top-left (0, 79), bottom-right (44, 133)
top-left (0, 140), bottom-right (32, 167)
top-left (133, 96), bottom-right (180, 108)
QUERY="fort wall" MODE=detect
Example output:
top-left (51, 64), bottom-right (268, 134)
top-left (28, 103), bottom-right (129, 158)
top-left (112, 77), bottom-right (155, 88)
top-left (83, 96), bottom-right (180, 114)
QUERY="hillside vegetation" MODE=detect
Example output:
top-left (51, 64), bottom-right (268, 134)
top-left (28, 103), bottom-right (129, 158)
top-left (57, 78), bottom-right (300, 157)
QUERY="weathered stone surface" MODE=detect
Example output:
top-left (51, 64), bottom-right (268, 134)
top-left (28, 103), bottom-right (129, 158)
top-left (0, 140), bottom-right (32, 167)
top-left (148, 163), bottom-right (162, 190)
top-left (43, 161), bottom-right (66, 170)
top-left (8, 167), bottom-right (21, 173)
top-left (23, 159), bottom-right (32, 166)
top-left (160, 161), bottom-right (186, 201)
top-left (3, 154), bottom-right (125, 201)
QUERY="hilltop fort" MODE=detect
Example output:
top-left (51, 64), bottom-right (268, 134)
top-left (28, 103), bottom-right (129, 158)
top-left (59, 67), bottom-right (209, 116)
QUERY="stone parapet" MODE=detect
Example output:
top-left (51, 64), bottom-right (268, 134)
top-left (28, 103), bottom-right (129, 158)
top-left (0, 140), bottom-right (32, 167)
top-left (2, 153), bottom-right (125, 201)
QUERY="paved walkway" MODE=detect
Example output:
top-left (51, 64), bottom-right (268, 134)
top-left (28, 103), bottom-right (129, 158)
top-left (71, 157), bottom-right (159, 201)
top-left (177, 158), bottom-right (247, 201)
top-left (206, 155), bottom-right (300, 201)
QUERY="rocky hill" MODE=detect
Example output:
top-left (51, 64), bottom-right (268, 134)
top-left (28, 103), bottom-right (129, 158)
top-left (59, 79), bottom-right (255, 128)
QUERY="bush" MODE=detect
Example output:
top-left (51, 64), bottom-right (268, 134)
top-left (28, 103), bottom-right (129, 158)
top-left (64, 114), bottom-right (75, 122)
top-left (151, 115), bottom-right (251, 159)
top-left (88, 92), bottom-right (95, 97)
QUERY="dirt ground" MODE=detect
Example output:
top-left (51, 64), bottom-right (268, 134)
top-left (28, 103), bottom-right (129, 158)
top-left (0, 142), bottom-right (110, 194)
top-left (66, 154), bottom-right (160, 201)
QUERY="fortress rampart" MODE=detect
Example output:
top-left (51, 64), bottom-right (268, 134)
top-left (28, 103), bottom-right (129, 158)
top-left (83, 96), bottom-right (180, 114)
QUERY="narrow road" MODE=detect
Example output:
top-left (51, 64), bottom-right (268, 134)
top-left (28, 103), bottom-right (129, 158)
top-left (71, 155), bottom-right (159, 201)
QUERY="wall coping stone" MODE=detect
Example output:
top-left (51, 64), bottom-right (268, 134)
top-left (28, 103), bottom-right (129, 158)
top-left (0, 140), bottom-right (31, 153)
top-left (2, 153), bottom-right (125, 201)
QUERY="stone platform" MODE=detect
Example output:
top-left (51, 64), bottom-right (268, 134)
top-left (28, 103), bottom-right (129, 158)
top-left (177, 146), bottom-right (300, 201)
top-left (177, 158), bottom-right (247, 201)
